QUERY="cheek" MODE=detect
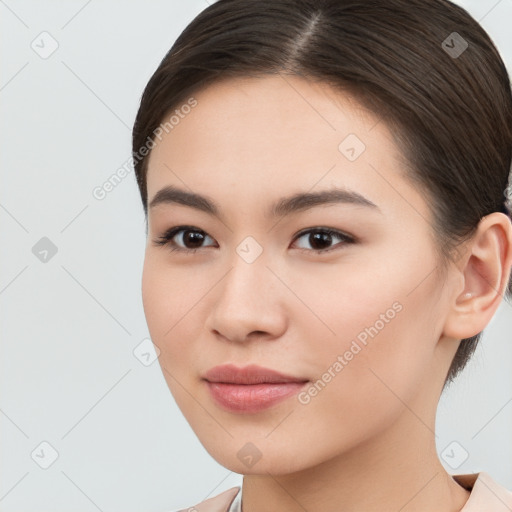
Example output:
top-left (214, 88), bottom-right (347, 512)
top-left (142, 258), bottom-right (196, 418)
top-left (142, 252), bottom-right (195, 337)
top-left (141, 254), bottom-right (167, 337)
top-left (289, 299), bottom-right (434, 460)
top-left (141, 255), bottom-right (188, 362)
top-left (141, 253), bottom-right (211, 383)
top-left (292, 255), bottom-right (438, 407)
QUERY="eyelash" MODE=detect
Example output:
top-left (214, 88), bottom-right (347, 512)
top-left (153, 225), bottom-right (356, 254)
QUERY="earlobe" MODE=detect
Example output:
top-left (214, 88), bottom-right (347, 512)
top-left (442, 212), bottom-right (512, 340)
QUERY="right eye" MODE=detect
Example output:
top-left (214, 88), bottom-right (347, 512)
top-left (154, 225), bottom-right (217, 253)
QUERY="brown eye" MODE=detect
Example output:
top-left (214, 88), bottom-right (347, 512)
top-left (155, 225), bottom-right (354, 254)
top-left (179, 229), bottom-right (207, 249)
top-left (293, 228), bottom-right (354, 253)
top-left (154, 226), bottom-right (217, 252)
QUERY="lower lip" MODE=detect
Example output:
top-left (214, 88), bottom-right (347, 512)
top-left (205, 381), bottom-right (307, 413)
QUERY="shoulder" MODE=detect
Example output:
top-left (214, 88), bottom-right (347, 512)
top-left (455, 471), bottom-right (512, 511)
top-left (167, 486), bottom-right (241, 512)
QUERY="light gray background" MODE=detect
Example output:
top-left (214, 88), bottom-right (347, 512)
top-left (1, 1), bottom-right (511, 511)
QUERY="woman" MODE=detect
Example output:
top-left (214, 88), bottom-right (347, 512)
top-left (132, 0), bottom-right (512, 510)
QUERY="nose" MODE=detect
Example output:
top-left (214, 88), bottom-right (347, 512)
top-left (205, 251), bottom-right (288, 344)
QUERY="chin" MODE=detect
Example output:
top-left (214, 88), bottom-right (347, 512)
top-left (199, 436), bottom-right (311, 476)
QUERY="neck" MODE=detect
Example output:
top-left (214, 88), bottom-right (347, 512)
top-left (241, 406), bottom-right (471, 512)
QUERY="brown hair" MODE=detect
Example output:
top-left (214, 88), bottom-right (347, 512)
top-left (132, 0), bottom-right (512, 388)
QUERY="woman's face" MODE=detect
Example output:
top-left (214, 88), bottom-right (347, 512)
top-left (142, 75), bottom-right (458, 474)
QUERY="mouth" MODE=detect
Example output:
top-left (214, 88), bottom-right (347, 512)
top-left (202, 364), bottom-right (309, 413)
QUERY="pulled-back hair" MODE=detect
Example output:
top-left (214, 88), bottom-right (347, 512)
top-left (132, 0), bottom-right (512, 387)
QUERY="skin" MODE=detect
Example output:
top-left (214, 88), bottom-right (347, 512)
top-left (141, 74), bottom-right (512, 512)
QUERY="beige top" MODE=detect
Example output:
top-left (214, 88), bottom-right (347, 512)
top-left (172, 471), bottom-right (512, 512)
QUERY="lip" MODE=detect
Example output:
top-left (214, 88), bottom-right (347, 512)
top-left (204, 364), bottom-right (307, 384)
top-left (203, 364), bottom-right (309, 413)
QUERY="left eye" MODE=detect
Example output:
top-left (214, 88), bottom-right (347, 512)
top-left (154, 226), bottom-right (354, 254)
top-left (292, 228), bottom-right (354, 253)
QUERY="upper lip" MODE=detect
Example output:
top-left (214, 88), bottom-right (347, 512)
top-left (203, 364), bottom-right (308, 385)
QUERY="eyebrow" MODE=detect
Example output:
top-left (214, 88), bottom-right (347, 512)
top-left (148, 184), bottom-right (381, 219)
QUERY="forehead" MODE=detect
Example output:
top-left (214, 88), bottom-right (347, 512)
top-left (150, 74), bottom-right (383, 160)
top-left (145, 74), bottom-right (429, 223)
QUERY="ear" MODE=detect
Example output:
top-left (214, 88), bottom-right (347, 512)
top-left (442, 212), bottom-right (512, 340)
